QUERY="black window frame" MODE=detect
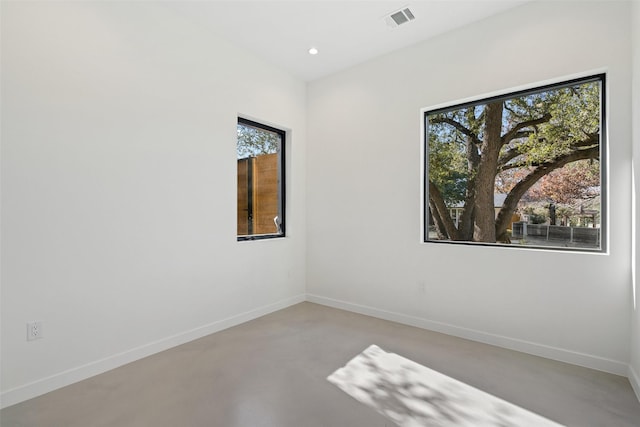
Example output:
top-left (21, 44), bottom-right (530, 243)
top-left (237, 117), bottom-right (286, 242)
top-left (423, 74), bottom-right (607, 253)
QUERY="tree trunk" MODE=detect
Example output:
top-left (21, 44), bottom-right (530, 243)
top-left (457, 172), bottom-right (476, 240)
top-left (428, 181), bottom-right (458, 240)
top-left (473, 101), bottom-right (503, 242)
top-left (428, 204), bottom-right (447, 240)
top-left (458, 113), bottom-right (480, 241)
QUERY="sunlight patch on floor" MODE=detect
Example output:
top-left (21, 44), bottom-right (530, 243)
top-left (328, 345), bottom-right (563, 427)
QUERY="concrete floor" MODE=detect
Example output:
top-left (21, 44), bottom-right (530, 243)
top-left (2, 302), bottom-right (639, 426)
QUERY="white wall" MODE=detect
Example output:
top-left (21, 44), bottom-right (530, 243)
top-left (2, 0), bottom-right (637, 410)
top-left (307, 1), bottom-right (633, 375)
top-left (1, 2), bottom-right (306, 406)
top-left (630, 0), bottom-right (640, 401)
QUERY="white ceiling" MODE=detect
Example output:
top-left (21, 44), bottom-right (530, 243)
top-left (165, 1), bottom-right (530, 82)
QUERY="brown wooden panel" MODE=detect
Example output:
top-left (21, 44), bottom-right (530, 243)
top-left (237, 154), bottom-right (280, 236)
top-left (253, 153), bottom-right (279, 234)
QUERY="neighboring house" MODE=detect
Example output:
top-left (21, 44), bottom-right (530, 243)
top-left (448, 193), bottom-right (511, 228)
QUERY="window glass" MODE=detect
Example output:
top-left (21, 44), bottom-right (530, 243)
top-left (424, 74), bottom-right (605, 252)
top-left (237, 118), bottom-right (285, 240)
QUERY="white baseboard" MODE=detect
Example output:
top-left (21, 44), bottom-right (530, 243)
top-left (3, 293), bottom-right (632, 409)
top-left (629, 365), bottom-right (640, 403)
top-left (306, 294), bottom-right (629, 377)
top-left (0, 294), bottom-right (306, 409)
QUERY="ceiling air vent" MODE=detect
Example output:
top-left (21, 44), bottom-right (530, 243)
top-left (385, 7), bottom-right (416, 28)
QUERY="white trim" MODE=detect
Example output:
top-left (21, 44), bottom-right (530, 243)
top-left (629, 364), bottom-right (640, 403)
top-left (0, 294), bottom-right (306, 409)
top-left (2, 293), bottom-right (632, 409)
top-left (306, 293), bottom-right (628, 376)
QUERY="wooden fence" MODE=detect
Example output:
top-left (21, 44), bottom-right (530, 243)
top-left (237, 153), bottom-right (279, 236)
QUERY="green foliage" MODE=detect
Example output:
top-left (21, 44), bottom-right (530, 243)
top-left (428, 129), bottom-right (468, 204)
top-left (237, 123), bottom-right (280, 159)
top-left (427, 106), bottom-right (483, 204)
top-left (511, 82), bottom-right (600, 166)
top-left (521, 206), bottom-right (548, 224)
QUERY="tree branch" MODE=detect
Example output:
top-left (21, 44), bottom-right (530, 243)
top-left (501, 113), bottom-right (551, 146)
top-left (499, 162), bottom-right (531, 173)
top-left (428, 181), bottom-right (459, 240)
top-left (569, 133), bottom-right (599, 148)
top-left (494, 144), bottom-right (600, 236)
top-left (430, 117), bottom-right (481, 146)
top-left (498, 145), bottom-right (525, 168)
top-left (499, 142), bottom-right (599, 172)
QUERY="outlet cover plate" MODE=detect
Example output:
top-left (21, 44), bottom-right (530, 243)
top-left (27, 321), bottom-right (43, 341)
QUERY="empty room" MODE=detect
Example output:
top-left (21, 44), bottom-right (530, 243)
top-left (2, 0), bottom-right (640, 426)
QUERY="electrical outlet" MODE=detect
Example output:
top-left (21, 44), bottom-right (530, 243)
top-left (27, 321), bottom-right (43, 341)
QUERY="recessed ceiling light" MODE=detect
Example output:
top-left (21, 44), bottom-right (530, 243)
top-left (308, 47), bottom-right (319, 55)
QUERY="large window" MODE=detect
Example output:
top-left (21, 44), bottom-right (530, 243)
top-left (237, 117), bottom-right (285, 241)
top-left (424, 74), bottom-right (605, 252)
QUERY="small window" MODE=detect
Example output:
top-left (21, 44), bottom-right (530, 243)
top-left (424, 74), bottom-right (605, 252)
top-left (237, 117), bottom-right (285, 241)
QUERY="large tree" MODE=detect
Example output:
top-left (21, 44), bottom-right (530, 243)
top-left (427, 78), bottom-right (601, 243)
